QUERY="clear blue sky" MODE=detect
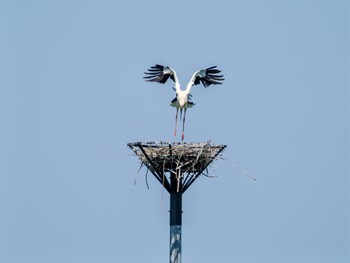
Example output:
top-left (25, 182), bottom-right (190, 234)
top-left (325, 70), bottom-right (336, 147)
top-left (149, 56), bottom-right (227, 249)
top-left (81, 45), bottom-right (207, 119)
top-left (0, 0), bottom-right (348, 262)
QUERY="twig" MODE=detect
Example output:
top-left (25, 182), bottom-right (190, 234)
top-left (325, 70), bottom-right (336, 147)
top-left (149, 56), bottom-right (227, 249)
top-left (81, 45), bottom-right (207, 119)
top-left (221, 157), bottom-right (256, 181)
top-left (145, 168), bottom-right (150, 189)
top-left (134, 162), bottom-right (144, 185)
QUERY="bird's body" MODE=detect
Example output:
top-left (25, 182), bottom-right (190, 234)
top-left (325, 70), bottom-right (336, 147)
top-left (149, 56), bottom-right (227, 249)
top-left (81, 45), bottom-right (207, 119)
top-left (144, 64), bottom-right (224, 140)
top-left (171, 88), bottom-right (193, 109)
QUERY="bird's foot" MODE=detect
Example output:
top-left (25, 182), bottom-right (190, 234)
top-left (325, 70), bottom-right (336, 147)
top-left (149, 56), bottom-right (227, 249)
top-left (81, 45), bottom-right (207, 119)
top-left (181, 133), bottom-right (184, 141)
top-left (174, 130), bottom-right (177, 137)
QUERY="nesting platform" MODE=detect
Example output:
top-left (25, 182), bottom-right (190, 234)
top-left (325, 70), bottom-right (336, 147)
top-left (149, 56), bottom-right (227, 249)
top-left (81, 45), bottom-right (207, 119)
top-left (127, 141), bottom-right (227, 193)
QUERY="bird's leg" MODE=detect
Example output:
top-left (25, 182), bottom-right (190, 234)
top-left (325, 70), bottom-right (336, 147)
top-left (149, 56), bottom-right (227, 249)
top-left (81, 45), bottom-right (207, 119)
top-left (174, 108), bottom-right (179, 137)
top-left (182, 108), bottom-right (187, 141)
top-left (179, 108), bottom-right (183, 122)
top-left (179, 108), bottom-right (183, 139)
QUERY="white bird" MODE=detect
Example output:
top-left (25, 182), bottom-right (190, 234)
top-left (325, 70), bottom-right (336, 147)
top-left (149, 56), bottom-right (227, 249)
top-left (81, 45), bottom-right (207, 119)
top-left (144, 64), bottom-right (224, 141)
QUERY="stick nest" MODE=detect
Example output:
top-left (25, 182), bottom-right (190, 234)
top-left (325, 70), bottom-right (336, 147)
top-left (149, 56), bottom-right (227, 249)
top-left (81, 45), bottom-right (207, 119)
top-left (127, 141), bottom-right (227, 192)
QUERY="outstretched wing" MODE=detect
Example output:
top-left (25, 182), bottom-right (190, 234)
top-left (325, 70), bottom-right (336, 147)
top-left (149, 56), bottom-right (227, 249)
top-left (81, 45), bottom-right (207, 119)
top-left (144, 64), bottom-right (176, 84)
top-left (192, 66), bottom-right (224, 88)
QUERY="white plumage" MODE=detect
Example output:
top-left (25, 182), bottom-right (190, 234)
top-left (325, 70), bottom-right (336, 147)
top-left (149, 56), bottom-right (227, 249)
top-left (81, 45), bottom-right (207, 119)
top-left (144, 64), bottom-right (224, 141)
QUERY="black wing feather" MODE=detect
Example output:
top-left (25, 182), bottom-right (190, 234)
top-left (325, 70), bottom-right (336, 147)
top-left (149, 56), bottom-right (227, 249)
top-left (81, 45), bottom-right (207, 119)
top-left (194, 66), bottom-right (225, 88)
top-left (144, 64), bottom-right (175, 84)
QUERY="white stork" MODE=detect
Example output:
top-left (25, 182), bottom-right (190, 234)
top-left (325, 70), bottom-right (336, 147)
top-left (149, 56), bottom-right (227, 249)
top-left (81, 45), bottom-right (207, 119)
top-left (144, 64), bottom-right (224, 141)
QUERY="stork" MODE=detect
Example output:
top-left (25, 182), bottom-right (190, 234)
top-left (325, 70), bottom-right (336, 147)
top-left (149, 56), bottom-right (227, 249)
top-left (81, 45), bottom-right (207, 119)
top-left (144, 64), bottom-right (224, 141)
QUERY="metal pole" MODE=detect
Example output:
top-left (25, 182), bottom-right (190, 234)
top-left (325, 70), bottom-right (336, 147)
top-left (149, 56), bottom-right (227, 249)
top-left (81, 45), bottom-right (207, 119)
top-left (170, 192), bottom-right (182, 263)
top-left (127, 142), bottom-right (227, 262)
top-left (169, 170), bottom-right (182, 263)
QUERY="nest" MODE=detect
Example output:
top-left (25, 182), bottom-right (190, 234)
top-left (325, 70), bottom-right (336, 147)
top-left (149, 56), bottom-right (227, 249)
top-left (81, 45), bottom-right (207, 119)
top-left (127, 141), bottom-right (227, 193)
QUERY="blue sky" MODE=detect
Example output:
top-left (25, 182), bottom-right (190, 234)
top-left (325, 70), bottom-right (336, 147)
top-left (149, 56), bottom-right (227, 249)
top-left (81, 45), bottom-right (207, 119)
top-left (0, 0), bottom-right (349, 262)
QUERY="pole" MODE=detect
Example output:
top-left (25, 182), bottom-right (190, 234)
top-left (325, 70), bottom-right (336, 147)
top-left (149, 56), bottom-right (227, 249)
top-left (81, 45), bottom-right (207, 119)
top-left (169, 171), bottom-right (182, 263)
top-left (127, 142), bottom-right (227, 263)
